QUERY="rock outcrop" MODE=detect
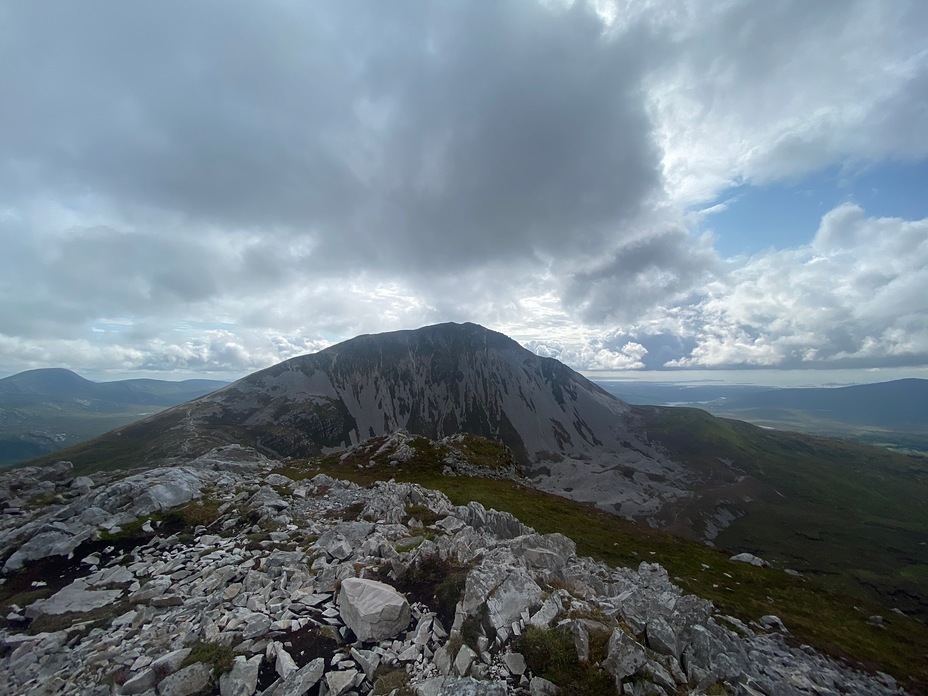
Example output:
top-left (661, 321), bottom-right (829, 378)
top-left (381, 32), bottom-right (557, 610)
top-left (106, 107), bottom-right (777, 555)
top-left (0, 445), bottom-right (909, 695)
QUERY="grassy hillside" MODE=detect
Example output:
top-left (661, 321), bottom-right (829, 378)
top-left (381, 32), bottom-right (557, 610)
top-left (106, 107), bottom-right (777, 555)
top-left (703, 405), bottom-right (928, 454)
top-left (637, 406), bottom-right (928, 619)
top-left (272, 438), bottom-right (928, 694)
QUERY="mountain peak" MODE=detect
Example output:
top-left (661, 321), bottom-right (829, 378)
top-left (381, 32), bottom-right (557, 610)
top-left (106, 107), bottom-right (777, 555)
top-left (212, 321), bottom-right (628, 467)
top-left (0, 367), bottom-right (93, 397)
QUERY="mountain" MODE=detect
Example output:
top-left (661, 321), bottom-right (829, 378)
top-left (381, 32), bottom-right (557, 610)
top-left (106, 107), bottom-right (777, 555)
top-left (31, 323), bottom-right (928, 620)
top-left (0, 369), bottom-right (227, 466)
top-left (49, 323), bottom-right (692, 518)
top-left (0, 368), bottom-right (227, 408)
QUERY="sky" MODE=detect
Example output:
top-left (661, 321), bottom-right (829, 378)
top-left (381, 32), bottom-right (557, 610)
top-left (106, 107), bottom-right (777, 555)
top-left (1, 0), bottom-right (927, 385)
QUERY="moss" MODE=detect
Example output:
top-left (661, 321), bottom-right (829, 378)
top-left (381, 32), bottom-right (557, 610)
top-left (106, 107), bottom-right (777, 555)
top-left (405, 503), bottom-right (442, 527)
top-left (517, 625), bottom-right (618, 695)
top-left (371, 667), bottom-right (413, 695)
top-left (182, 639), bottom-right (236, 677)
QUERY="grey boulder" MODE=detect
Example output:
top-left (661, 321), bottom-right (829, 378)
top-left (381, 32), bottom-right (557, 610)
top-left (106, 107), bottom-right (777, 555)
top-left (338, 577), bottom-right (411, 642)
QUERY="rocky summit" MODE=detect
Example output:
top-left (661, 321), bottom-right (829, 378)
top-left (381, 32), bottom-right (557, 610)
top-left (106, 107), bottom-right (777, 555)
top-left (0, 442), bottom-right (906, 695)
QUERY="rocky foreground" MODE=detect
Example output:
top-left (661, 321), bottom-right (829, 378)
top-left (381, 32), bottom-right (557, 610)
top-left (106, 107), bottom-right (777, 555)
top-left (0, 443), bottom-right (907, 695)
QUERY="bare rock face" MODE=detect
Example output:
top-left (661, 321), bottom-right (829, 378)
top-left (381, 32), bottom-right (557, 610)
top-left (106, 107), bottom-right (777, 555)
top-left (24, 579), bottom-right (122, 618)
top-left (338, 577), bottom-right (411, 642)
top-left (3, 528), bottom-right (93, 572)
top-left (730, 552), bottom-right (767, 567)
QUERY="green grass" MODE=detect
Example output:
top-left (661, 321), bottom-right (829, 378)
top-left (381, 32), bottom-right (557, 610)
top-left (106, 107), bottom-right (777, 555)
top-left (517, 624), bottom-right (617, 695)
top-left (290, 450), bottom-right (928, 693)
top-left (182, 639), bottom-right (236, 677)
top-left (637, 407), bottom-right (928, 619)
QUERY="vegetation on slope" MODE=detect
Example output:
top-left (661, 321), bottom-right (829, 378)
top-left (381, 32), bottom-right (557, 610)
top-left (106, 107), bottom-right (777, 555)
top-left (637, 407), bottom-right (928, 619)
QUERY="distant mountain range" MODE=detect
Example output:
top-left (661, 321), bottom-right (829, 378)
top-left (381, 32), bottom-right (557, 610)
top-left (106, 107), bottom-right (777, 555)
top-left (600, 378), bottom-right (928, 453)
top-left (35, 322), bottom-right (928, 620)
top-left (716, 378), bottom-right (928, 425)
top-left (0, 369), bottom-right (226, 466)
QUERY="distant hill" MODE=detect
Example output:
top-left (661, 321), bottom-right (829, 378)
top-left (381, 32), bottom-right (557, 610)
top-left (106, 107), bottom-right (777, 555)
top-left (717, 378), bottom-right (928, 426)
top-left (0, 369), bottom-right (227, 466)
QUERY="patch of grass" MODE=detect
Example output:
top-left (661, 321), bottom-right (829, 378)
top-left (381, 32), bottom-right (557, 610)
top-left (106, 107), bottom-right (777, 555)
top-left (371, 666), bottom-right (414, 695)
top-left (395, 539), bottom-right (423, 553)
top-left (268, 462), bottom-right (318, 481)
top-left (327, 501), bottom-right (366, 521)
top-left (101, 497), bottom-right (224, 544)
top-left (28, 491), bottom-right (63, 508)
top-left (639, 406), bottom-right (928, 619)
top-left (451, 434), bottom-right (514, 470)
top-left (2, 588), bottom-right (53, 612)
top-left (405, 503), bottom-right (442, 527)
top-left (382, 554), bottom-right (468, 626)
top-left (517, 625), bottom-right (618, 696)
top-left (28, 599), bottom-right (135, 635)
top-left (167, 498), bottom-right (224, 528)
top-left (183, 639), bottom-right (236, 677)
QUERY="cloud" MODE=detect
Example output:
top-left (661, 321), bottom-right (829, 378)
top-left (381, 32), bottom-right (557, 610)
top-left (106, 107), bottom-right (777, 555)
top-left (667, 205), bottom-right (928, 368)
top-left (0, 1), bottom-right (926, 379)
top-left (562, 225), bottom-right (719, 324)
top-left (0, 1), bottom-right (661, 273)
top-left (648, 0), bottom-right (928, 203)
top-left (526, 337), bottom-right (648, 370)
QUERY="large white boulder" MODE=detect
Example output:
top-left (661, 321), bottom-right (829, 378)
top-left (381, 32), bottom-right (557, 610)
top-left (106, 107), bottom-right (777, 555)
top-left (338, 577), bottom-right (410, 642)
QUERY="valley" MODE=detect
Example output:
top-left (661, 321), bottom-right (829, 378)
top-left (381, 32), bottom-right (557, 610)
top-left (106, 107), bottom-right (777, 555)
top-left (0, 369), bottom-right (227, 467)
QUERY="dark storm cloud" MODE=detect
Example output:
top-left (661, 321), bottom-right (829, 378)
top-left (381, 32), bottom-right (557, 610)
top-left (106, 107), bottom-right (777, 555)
top-left (1, 1), bottom-right (660, 272)
top-left (563, 227), bottom-right (718, 323)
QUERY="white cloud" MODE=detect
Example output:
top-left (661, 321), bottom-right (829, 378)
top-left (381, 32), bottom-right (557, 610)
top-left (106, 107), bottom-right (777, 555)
top-left (667, 205), bottom-right (928, 368)
top-left (648, 1), bottom-right (928, 204)
top-left (0, 1), bottom-right (926, 380)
